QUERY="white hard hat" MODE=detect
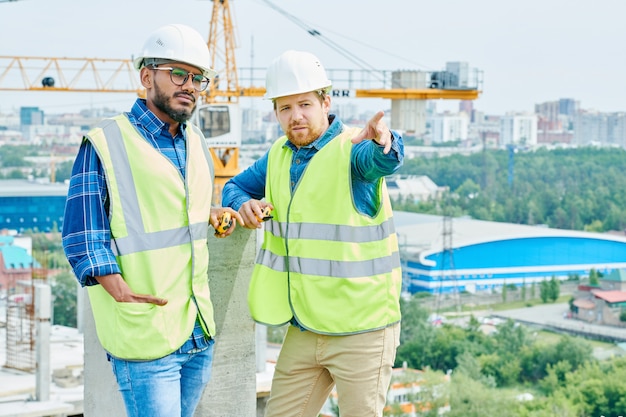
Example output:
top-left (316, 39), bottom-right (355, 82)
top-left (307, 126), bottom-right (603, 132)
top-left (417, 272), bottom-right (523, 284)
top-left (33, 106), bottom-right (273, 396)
top-left (264, 50), bottom-right (332, 100)
top-left (133, 23), bottom-right (217, 79)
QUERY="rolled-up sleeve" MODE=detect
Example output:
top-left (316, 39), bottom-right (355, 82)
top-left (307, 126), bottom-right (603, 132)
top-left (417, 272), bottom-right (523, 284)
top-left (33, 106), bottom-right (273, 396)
top-left (221, 152), bottom-right (269, 210)
top-left (61, 139), bottom-right (121, 287)
top-left (352, 130), bottom-right (404, 182)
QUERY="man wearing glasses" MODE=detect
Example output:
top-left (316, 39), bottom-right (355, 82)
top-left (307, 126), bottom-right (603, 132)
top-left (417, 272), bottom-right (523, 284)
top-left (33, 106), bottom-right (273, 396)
top-left (61, 23), bottom-right (242, 417)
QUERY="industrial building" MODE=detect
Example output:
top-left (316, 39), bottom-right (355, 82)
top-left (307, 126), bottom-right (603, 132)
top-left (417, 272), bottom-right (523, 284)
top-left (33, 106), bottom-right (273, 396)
top-left (0, 179), bottom-right (68, 233)
top-left (394, 211), bottom-right (626, 295)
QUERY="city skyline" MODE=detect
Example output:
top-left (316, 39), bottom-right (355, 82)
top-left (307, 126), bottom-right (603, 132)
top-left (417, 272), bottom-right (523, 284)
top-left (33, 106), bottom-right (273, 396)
top-left (1, 0), bottom-right (625, 116)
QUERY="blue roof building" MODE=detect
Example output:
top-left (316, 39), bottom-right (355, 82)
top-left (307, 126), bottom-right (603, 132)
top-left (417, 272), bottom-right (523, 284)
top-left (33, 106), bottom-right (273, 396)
top-left (394, 211), bottom-right (626, 294)
top-left (0, 179), bottom-right (68, 233)
top-left (0, 234), bottom-right (37, 292)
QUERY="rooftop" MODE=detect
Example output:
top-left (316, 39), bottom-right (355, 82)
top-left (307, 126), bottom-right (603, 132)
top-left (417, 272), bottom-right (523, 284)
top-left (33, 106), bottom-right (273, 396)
top-left (0, 180), bottom-right (68, 198)
top-left (393, 211), bottom-right (626, 259)
top-left (0, 320), bottom-right (84, 416)
top-left (0, 303), bottom-right (282, 416)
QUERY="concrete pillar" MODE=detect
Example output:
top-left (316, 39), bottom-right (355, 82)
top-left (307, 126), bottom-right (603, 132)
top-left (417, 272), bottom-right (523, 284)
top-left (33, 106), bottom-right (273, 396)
top-left (76, 280), bottom-right (84, 334)
top-left (196, 227), bottom-right (258, 416)
top-left (83, 292), bottom-right (125, 416)
top-left (82, 226), bottom-right (258, 416)
top-left (255, 324), bottom-right (267, 373)
top-left (390, 70), bottom-right (429, 136)
top-left (35, 283), bottom-right (51, 402)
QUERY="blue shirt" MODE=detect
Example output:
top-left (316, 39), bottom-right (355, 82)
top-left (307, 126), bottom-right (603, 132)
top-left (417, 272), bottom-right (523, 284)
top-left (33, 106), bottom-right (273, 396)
top-left (221, 114), bottom-right (404, 216)
top-left (62, 98), bottom-right (188, 287)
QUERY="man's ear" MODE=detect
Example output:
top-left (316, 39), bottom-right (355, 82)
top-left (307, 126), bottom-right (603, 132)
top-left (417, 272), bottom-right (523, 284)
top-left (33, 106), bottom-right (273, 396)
top-left (323, 94), bottom-right (331, 113)
top-left (140, 67), bottom-right (153, 89)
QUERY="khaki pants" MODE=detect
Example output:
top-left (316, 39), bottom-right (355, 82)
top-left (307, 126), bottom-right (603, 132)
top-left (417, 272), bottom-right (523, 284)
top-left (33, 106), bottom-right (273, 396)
top-left (265, 322), bottom-right (401, 417)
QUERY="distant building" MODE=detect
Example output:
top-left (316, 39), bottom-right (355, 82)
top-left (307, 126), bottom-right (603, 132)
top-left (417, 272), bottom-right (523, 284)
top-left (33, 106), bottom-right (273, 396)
top-left (500, 113), bottom-right (538, 147)
top-left (535, 98), bottom-right (579, 131)
top-left (0, 234), bottom-right (35, 295)
top-left (536, 128), bottom-right (573, 145)
top-left (22, 124), bottom-right (66, 143)
top-left (0, 112), bottom-right (20, 130)
top-left (535, 99), bottom-right (575, 144)
top-left (459, 100), bottom-right (474, 121)
top-left (20, 106), bottom-right (44, 126)
top-left (431, 112), bottom-right (469, 144)
top-left (0, 179), bottom-right (68, 233)
top-left (572, 269), bottom-right (626, 326)
top-left (573, 111), bottom-right (626, 147)
top-left (535, 101), bottom-right (561, 130)
top-left (390, 70), bottom-right (429, 136)
top-left (559, 98), bottom-right (580, 118)
top-left (394, 211), bottom-right (626, 295)
top-left (386, 175), bottom-right (447, 203)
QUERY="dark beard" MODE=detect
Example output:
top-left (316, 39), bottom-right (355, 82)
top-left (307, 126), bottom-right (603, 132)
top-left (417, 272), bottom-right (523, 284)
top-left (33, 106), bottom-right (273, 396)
top-left (153, 83), bottom-right (196, 123)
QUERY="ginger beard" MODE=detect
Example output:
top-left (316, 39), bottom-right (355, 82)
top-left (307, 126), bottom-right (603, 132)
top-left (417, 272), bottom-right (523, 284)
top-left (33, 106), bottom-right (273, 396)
top-left (284, 122), bottom-right (326, 148)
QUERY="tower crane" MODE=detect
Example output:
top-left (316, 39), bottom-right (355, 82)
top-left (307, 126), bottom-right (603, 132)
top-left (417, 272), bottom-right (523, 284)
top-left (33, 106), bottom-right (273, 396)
top-left (0, 0), bottom-right (482, 202)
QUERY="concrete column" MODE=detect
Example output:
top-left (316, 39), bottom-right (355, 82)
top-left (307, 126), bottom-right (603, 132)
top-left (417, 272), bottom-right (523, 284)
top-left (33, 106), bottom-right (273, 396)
top-left (255, 324), bottom-right (267, 373)
top-left (390, 70), bottom-right (429, 136)
top-left (82, 226), bottom-right (258, 416)
top-left (76, 280), bottom-right (84, 334)
top-left (196, 226), bottom-right (258, 416)
top-left (82, 287), bottom-right (127, 416)
top-left (35, 283), bottom-right (51, 402)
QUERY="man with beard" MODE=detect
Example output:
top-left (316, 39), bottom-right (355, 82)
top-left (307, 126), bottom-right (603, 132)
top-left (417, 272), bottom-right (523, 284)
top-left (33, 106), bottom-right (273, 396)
top-left (61, 23), bottom-right (242, 417)
top-left (222, 50), bottom-right (404, 417)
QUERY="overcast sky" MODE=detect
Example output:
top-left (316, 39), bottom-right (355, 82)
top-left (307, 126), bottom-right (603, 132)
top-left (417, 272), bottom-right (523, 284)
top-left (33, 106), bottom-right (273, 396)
top-left (1, 0), bottom-right (624, 116)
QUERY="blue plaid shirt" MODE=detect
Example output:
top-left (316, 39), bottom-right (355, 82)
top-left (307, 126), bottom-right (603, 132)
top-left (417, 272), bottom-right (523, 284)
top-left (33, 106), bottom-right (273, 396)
top-left (62, 98), bottom-right (211, 351)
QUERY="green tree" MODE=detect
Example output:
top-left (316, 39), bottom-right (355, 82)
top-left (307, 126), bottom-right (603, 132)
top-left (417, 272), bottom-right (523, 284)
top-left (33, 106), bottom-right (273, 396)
top-left (51, 270), bottom-right (78, 327)
top-left (589, 268), bottom-right (600, 286)
top-left (548, 276), bottom-right (560, 302)
top-left (6, 169), bottom-right (27, 179)
top-left (398, 296), bottom-right (433, 345)
top-left (397, 146), bottom-right (626, 233)
top-left (54, 160), bottom-right (75, 183)
top-left (447, 373), bottom-right (519, 417)
top-left (0, 144), bottom-right (35, 167)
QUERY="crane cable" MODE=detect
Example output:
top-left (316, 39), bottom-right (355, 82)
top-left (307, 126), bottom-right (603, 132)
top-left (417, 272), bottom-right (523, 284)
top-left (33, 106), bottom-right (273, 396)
top-left (259, 0), bottom-right (386, 82)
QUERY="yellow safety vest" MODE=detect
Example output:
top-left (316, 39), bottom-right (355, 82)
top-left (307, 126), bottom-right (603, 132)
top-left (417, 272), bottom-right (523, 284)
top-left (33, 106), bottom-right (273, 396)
top-left (86, 115), bottom-right (215, 360)
top-left (248, 127), bottom-right (402, 335)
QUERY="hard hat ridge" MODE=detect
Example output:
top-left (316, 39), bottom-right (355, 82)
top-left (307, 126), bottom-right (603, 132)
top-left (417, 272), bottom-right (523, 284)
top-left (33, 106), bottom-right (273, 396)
top-left (264, 50), bottom-right (332, 100)
top-left (133, 23), bottom-right (217, 79)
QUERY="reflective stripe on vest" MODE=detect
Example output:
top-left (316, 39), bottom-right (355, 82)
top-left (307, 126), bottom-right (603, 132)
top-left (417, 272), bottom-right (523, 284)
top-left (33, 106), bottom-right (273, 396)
top-left (248, 126), bottom-right (402, 335)
top-left (86, 115), bottom-right (215, 360)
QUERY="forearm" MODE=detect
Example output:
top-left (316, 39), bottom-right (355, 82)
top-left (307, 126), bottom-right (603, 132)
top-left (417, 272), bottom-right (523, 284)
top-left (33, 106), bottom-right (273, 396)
top-left (62, 139), bottom-right (121, 286)
top-left (64, 235), bottom-right (121, 287)
top-left (352, 130), bottom-right (404, 182)
top-left (62, 212), bottom-right (121, 287)
top-left (222, 154), bottom-right (269, 209)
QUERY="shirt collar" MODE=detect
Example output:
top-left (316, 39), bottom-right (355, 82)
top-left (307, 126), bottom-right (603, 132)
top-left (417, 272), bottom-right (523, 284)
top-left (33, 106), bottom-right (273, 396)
top-left (129, 98), bottom-right (187, 137)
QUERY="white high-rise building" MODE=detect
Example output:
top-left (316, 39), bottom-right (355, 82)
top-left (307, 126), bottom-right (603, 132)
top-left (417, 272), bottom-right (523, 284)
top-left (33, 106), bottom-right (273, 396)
top-left (573, 111), bottom-right (626, 147)
top-left (431, 112), bottom-right (469, 143)
top-left (500, 113), bottom-right (538, 147)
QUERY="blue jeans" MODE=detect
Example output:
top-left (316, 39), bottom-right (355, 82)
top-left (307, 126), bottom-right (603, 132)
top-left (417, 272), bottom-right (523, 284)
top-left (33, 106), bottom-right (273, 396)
top-left (109, 340), bottom-right (214, 417)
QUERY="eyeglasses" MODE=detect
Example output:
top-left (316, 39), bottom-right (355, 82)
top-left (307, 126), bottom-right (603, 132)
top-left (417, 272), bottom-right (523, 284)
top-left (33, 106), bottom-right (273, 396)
top-left (151, 67), bottom-right (210, 92)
